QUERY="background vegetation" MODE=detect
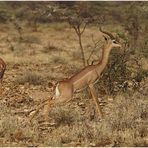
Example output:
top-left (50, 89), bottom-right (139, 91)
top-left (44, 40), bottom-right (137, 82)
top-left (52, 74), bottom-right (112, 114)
top-left (0, 1), bottom-right (147, 146)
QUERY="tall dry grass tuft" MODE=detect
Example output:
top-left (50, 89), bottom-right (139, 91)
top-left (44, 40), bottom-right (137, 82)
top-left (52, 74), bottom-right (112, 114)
top-left (44, 88), bottom-right (148, 146)
top-left (20, 35), bottom-right (41, 44)
top-left (43, 41), bottom-right (62, 53)
top-left (104, 91), bottom-right (148, 146)
top-left (50, 105), bottom-right (82, 127)
top-left (51, 55), bottom-right (67, 65)
top-left (15, 71), bottom-right (43, 85)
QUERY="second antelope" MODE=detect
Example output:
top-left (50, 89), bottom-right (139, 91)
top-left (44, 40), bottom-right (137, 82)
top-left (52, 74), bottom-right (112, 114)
top-left (29, 27), bottom-right (122, 122)
top-left (0, 58), bottom-right (6, 95)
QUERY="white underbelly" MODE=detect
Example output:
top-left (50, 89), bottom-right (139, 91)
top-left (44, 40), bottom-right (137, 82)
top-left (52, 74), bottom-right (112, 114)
top-left (55, 83), bottom-right (60, 98)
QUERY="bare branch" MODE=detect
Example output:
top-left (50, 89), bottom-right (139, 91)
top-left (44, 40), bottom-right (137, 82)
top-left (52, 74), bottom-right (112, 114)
top-left (80, 22), bottom-right (87, 35)
top-left (86, 34), bottom-right (102, 65)
top-left (68, 17), bottom-right (86, 66)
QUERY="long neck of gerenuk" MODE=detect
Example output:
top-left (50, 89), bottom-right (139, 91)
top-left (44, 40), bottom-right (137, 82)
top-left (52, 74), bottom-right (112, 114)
top-left (95, 44), bottom-right (112, 74)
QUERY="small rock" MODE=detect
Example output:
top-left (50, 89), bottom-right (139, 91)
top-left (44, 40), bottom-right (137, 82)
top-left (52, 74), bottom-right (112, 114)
top-left (29, 110), bottom-right (36, 117)
top-left (107, 97), bottom-right (113, 101)
top-left (78, 102), bottom-right (85, 108)
top-left (40, 121), bottom-right (56, 127)
top-left (98, 97), bottom-right (102, 102)
top-left (99, 103), bottom-right (105, 106)
top-left (89, 143), bottom-right (96, 147)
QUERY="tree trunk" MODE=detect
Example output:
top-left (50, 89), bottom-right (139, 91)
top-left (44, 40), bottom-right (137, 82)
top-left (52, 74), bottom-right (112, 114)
top-left (78, 35), bottom-right (86, 67)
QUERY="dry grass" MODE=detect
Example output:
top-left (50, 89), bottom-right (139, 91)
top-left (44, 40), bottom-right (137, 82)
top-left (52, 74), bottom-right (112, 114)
top-left (15, 71), bottom-right (43, 85)
top-left (51, 55), bottom-right (67, 65)
top-left (39, 90), bottom-right (148, 147)
top-left (42, 41), bottom-right (62, 53)
top-left (105, 92), bottom-right (148, 146)
top-left (0, 20), bottom-right (147, 147)
top-left (21, 35), bottom-right (41, 45)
